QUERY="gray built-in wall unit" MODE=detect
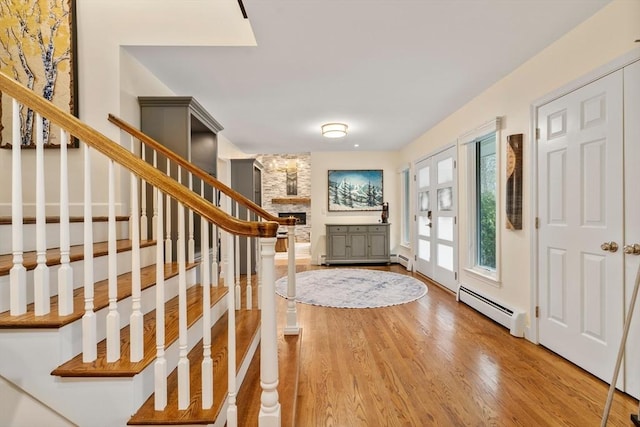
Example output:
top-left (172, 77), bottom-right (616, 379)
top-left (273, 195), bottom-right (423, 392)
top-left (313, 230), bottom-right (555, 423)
top-left (139, 96), bottom-right (223, 260)
top-left (230, 158), bottom-right (263, 273)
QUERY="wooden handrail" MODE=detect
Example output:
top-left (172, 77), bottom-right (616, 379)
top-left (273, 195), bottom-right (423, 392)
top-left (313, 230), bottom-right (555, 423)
top-left (108, 114), bottom-right (297, 227)
top-left (0, 72), bottom-right (278, 238)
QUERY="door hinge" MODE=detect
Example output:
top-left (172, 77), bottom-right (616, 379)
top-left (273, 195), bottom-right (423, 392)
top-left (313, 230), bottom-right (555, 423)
top-left (414, 215), bottom-right (417, 221)
top-left (413, 174), bottom-right (416, 181)
top-left (454, 272), bottom-right (458, 280)
top-left (535, 306), bottom-right (540, 318)
top-left (454, 216), bottom-right (457, 225)
top-left (536, 128), bottom-right (540, 140)
top-left (453, 160), bottom-right (457, 168)
top-left (414, 255), bottom-right (417, 261)
top-left (535, 217), bottom-right (540, 229)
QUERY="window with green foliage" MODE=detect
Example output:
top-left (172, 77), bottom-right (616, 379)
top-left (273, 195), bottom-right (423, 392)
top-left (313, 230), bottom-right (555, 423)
top-left (476, 135), bottom-right (496, 270)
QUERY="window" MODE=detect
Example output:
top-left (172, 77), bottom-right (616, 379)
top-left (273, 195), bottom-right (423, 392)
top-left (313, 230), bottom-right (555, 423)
top-left (466, 131), bottom-right (499, 281)
top-left (400, 166), bottom-right (411, 246)
top-left (476, 134), bottom-right (496, 270)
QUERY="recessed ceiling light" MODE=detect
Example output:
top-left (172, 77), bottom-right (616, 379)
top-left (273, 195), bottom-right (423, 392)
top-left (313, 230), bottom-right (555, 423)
top-left (354, 144), bottom-right (359, 148)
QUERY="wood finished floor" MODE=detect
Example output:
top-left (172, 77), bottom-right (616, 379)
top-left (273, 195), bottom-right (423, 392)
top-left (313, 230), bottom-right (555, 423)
top-left (269, 261), bottom-right (638, 427)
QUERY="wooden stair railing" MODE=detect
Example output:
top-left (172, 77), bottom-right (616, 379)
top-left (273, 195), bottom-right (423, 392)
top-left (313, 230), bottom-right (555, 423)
top-left (0, 71), bottom-right (284, 426)
top-left (109, 114), bottom-right (301, 336)
top-left (108, 114), bottom-right (294, 228)
top-left (0, 73), bottom-right (278, 239)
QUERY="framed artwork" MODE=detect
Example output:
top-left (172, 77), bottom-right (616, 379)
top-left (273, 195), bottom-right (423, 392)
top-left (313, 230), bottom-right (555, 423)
top-left (506, 133), bottom-right (523, 230)
top-left (328, 169), bottom-right (383, 212)
top-left (0, 0), bottom-right (78, 148)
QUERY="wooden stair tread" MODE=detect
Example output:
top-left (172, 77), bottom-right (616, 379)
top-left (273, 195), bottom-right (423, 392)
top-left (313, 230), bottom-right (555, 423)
top-left (0, 262), bottom-right (197, 328)
top-left (52, 285), bottom-right (228, 377)
top-left (127, 309), bottom-right (261, 425)
top-left (0, 215), bottom-right (129, 225)
top-left (0, 239), bottom-right (156, 276)
top-left (237, 329), bottom-right (303, 426)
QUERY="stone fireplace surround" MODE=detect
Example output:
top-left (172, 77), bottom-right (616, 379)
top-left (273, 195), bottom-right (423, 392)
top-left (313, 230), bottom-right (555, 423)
top-left (257, 153), bottom-right (311, 243)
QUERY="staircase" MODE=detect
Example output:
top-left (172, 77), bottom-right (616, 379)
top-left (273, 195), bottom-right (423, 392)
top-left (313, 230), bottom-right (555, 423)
top-left (0, 72), bottom-right (301, 426)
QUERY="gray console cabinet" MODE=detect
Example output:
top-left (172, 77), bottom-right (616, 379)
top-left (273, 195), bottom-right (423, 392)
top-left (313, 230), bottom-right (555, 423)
top-left (325, 224), bottom-right (390, 265)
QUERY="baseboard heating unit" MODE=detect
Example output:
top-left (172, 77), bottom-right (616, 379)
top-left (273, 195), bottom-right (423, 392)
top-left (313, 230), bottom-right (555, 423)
top-left (457, 285), bottom-right (525, 337)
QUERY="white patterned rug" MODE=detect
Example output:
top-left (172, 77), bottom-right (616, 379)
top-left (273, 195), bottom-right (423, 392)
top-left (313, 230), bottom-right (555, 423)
top-left (275, 268), bottom-right (428, 309)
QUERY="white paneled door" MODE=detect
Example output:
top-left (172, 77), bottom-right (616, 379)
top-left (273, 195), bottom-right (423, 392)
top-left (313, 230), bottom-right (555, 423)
top-left (537, 69), bottom-right (624, 384)
top-left (415, 146), bottom-right (458, 292)
top-left (623, 60), bottom-right (640, 398)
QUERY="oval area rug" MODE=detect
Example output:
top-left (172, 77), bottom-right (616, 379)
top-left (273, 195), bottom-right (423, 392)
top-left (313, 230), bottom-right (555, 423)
top-left (275, 268), bottom-right (427, 309)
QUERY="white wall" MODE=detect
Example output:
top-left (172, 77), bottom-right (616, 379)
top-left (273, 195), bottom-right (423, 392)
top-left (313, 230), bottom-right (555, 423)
top-left (0, 375), bottom-right (75, 427)
top-left (398, 0), bottom-right (640, 333)
top-left (310, 151), bottom-right (400, 264)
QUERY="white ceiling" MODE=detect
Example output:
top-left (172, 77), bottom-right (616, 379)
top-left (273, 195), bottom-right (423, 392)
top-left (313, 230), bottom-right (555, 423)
top-left (127, 0), bottom-right (611, 154)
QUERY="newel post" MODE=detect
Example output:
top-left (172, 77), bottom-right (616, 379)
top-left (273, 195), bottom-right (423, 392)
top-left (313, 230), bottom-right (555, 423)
top-left (259, 237), bottom-right (281, 427)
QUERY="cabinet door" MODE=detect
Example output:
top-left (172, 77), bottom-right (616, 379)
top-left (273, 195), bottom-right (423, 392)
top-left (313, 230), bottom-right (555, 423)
top-left (328, 234), bottom-right (348, 259)
top-left (369, 233), bottom-right (388, 259)
top-left (349, 234), bottom-right (368, 259)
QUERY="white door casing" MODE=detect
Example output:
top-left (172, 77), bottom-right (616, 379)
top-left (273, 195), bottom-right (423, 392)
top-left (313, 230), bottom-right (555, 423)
top-left (415, 146), bottom-right (458, 292)
top-left (537, 69), bottom-right (624, 384)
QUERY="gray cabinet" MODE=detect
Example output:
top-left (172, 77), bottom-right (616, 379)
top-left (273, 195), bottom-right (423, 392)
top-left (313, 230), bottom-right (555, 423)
top-left (325, 224), bottom-right (390, 265)
top-left (139, 96), bottom-right (223, 260)
top-left (231, 158), bottom-right (263, 273)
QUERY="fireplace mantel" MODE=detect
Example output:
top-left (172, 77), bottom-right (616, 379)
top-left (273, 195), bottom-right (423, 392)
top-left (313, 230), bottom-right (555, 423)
top-left (271, 197), bottom-right (311, 205)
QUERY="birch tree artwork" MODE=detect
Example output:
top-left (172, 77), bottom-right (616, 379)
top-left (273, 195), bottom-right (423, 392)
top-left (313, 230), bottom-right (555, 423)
top-left (0, 0), bottom-right (75, 147)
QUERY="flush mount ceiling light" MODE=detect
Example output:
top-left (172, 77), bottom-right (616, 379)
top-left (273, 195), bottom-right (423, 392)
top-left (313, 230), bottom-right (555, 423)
top-left (321, 123), bottom-right (348, 138)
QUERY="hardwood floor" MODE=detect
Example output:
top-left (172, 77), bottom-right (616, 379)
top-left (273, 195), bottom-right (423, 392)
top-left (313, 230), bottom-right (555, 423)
top-left (271, 262), bottom-right (638, 427)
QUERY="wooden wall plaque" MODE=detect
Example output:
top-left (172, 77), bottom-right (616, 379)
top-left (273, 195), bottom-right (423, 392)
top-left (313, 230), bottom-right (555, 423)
top-left (506, 133), bottom-right (523, 230)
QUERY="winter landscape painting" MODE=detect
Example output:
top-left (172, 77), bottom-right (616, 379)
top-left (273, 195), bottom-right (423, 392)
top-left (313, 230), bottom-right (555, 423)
top-left (328, 169), bottom-right (383, 212)
top-left (0, 0), bottom-right (77, 147)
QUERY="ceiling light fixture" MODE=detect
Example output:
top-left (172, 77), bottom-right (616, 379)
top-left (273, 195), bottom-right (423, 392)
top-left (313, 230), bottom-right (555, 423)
top-left (321, 123), bottom-right (348, 138)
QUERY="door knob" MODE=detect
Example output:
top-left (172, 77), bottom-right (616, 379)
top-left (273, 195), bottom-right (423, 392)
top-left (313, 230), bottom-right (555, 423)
top-left (624, 244), bottom-right (640, 255)
top-left (601, 242), bottom-right (619, 253)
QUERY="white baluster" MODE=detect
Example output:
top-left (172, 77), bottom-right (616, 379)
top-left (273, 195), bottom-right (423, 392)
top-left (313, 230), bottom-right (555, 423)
top-left (129, 137), bottom-right (143, 362)
top-left (258, 231), bottom-right (262, 310)
top-left (10, 99), bottom-right (26, 316)
top-left (34, 114), bottom-right (50, 316)
top-left (226, 232), bottom-right (235, 288)
top-left (201, 184), bottom-right (213, 409)
top-left (176, 165), bottom-right (190, 409)
top-left (259, 237), bottom-right (281, 426)
top-left (57, 130), bottom-right (73, 316)
top-left (284, 224), bottom-right (299, 335)
top-left (227, 231), bottom-right (238, 426)
top-left (140, 140), bottom-right (148, 240)
top-left (211, 223), bottom-right (219, 287)
top-left (235, 202), bottom-right (241, 310)
top-left (246, 210), bottom-right (252, 310)
top-left (177, 196), bottom-right (190, 409)
top-left (82, 146), bottom-right (97, 362)
top-left (188, 173), bottom-right (195, 263)
top-left (106, 159), bottom-right (120, 362)
top-left (165, 158), bottom-right (172, 262)
top-left (151, 151), bottom-right (158, 240)
top-left (154, 188), bottom-right (167, 410)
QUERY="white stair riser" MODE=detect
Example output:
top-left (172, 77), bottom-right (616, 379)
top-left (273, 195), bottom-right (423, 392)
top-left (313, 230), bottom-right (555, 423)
top-left (0, 292), bottom-right (229, 427)
top-left (0, 245), bottom-right (156, 313)
top-left (0, 221), bottom-right (130, 255)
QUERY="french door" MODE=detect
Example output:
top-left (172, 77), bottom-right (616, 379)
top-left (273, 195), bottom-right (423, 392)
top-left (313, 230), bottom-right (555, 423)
top-left (537, 69), bottom-right (624, 385)
top-left (415, 145), bottom-right (458, 292)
